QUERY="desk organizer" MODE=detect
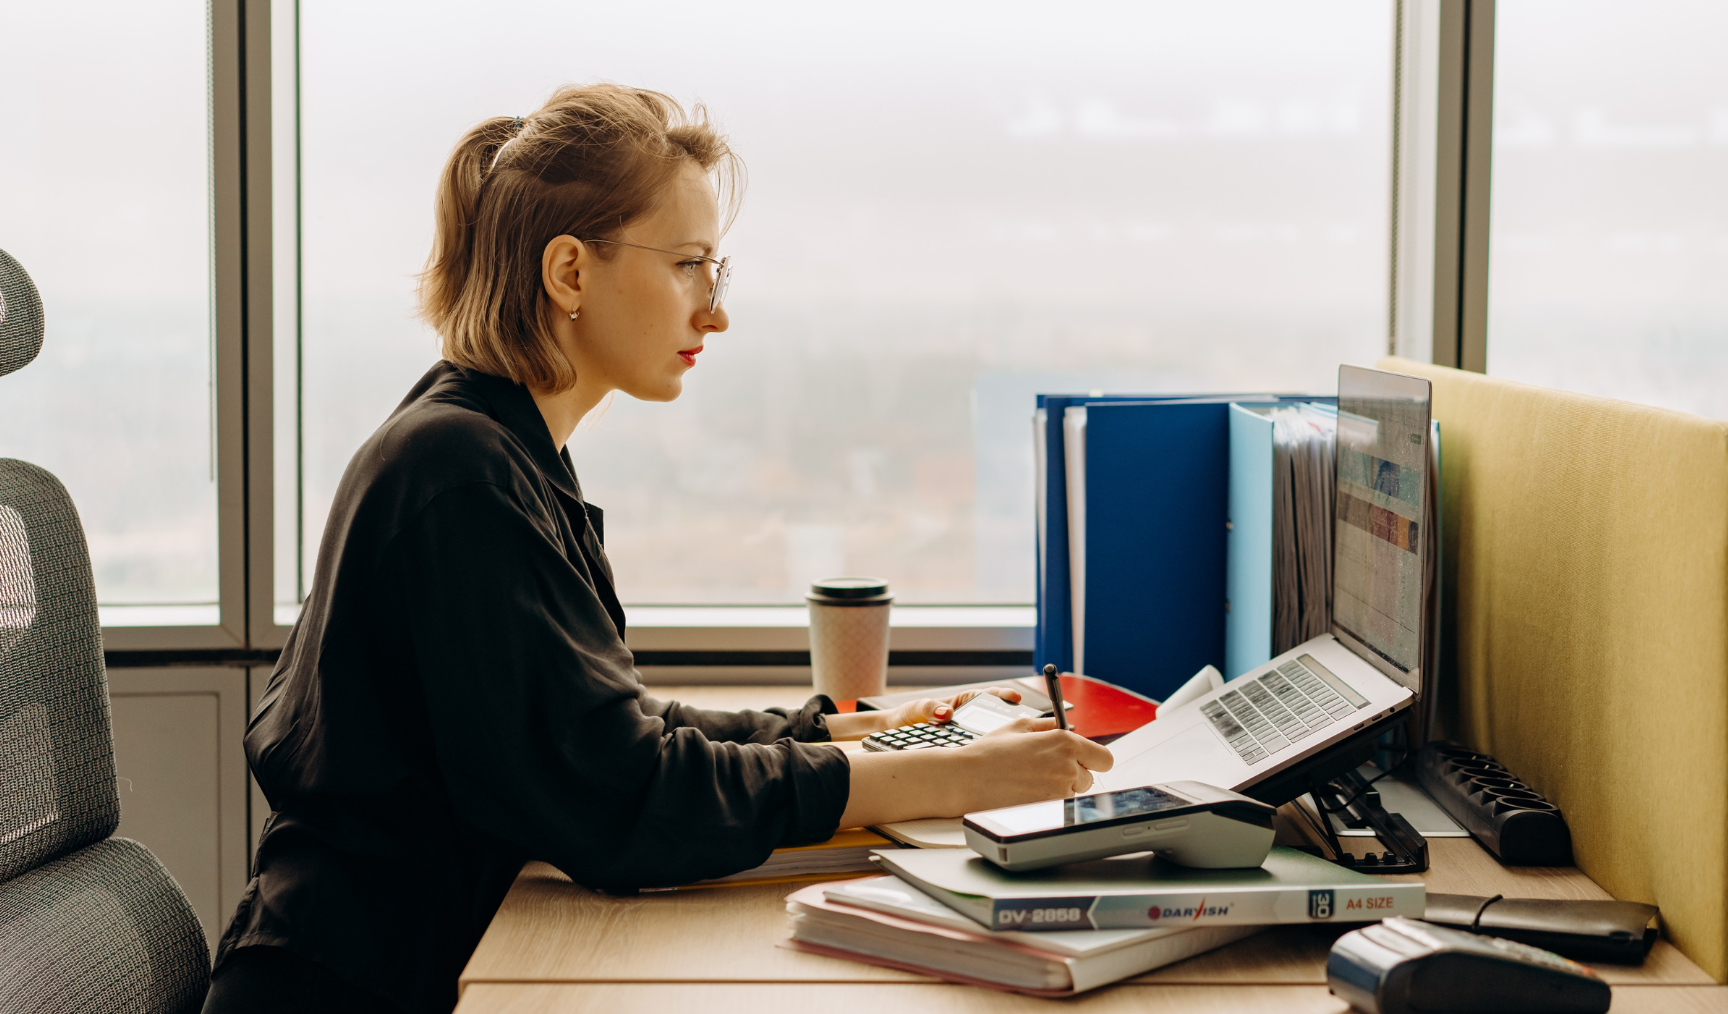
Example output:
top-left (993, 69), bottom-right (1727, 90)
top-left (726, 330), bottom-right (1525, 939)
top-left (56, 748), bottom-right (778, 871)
top-left (1415, 741), bottom-right (1573, 866)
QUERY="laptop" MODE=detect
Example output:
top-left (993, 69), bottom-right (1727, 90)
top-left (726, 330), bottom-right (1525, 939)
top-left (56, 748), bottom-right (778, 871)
top-left (1095, 365), bottom-right (1435, 803)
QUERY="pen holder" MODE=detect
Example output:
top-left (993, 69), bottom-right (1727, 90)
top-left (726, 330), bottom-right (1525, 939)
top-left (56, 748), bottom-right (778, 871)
top-left (807, 578), bottom-right (892, 702)
top-left (1415, 741), bottom-right (1573, 866)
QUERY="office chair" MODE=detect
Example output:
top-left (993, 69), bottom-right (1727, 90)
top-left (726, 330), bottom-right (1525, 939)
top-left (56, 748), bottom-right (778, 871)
top-left (0, 247), bottom-right (210, 1012)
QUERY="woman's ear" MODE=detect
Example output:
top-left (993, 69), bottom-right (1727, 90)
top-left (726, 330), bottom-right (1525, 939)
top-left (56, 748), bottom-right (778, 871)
top-left (542, 235), bottom-right (585, 318)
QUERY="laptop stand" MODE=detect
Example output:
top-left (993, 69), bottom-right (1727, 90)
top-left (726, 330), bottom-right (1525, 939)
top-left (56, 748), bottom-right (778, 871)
top-left (1241, 711), bottom-right (1430, 874)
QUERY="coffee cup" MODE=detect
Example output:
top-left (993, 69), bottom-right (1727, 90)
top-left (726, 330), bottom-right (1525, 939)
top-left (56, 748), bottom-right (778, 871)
top-left (807, 577), bottom-right (892, 701)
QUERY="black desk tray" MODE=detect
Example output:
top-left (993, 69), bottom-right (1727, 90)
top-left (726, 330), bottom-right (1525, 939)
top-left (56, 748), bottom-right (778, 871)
top-left (1415, 741), bottom-right (1573, 865)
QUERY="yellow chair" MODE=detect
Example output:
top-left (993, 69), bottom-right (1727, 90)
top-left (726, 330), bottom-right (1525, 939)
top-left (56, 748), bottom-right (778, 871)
top-left (1382, 355), bottom-right (1728, 980)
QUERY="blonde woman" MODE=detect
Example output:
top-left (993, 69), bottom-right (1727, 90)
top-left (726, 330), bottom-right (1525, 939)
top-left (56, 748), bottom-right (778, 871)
top-left (206, 84), bottom-right (1111, 1014)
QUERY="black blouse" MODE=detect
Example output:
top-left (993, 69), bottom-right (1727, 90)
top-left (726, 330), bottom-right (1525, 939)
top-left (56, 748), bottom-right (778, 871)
top-left (215, 362), bottom-right (851, 1013)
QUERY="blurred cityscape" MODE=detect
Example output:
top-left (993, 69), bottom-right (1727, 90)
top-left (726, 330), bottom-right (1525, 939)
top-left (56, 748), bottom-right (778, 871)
top-left (292, 0), bottom-right (1395, 606)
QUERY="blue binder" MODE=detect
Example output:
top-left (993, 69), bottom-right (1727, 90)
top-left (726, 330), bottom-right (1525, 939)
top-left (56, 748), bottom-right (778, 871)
top-left (1035, 393), bottom-right (1258, 678)
top-left (1083, 401), bottom-right (1232, 699)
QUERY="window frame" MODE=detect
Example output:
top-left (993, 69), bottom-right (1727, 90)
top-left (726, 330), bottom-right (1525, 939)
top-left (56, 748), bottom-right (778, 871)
top-left (105, 0), bottom-right (1496, 676)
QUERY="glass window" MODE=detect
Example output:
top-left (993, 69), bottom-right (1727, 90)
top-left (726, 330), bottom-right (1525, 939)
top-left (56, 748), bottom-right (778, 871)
top-left (1488, 0), bottom-right (1728, 418)
top-left (0, 1), bottom-right (218, 625)
top-left (289, 0), bottom-right (1393, 609)
top-left (274, 0), bottom-right (303, 627)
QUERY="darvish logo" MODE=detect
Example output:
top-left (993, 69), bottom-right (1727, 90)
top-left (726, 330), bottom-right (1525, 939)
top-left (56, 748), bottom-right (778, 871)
top-left (1146, 897), bottom-right (1232, 921)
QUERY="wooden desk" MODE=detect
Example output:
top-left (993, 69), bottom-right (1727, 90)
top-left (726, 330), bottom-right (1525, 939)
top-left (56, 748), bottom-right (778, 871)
top-left (455, 687), bottom-right (1728, 1013)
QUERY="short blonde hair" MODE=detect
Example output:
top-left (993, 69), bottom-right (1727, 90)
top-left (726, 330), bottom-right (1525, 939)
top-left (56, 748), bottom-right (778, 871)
top-left (419, 84), bottom-right (740, 392)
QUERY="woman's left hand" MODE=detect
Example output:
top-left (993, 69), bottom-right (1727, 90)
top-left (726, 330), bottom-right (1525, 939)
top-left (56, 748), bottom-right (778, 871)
top-left (823, 687), bottom-right (1023, 741)
top-left (878, 687), bottom-right (1022, 732)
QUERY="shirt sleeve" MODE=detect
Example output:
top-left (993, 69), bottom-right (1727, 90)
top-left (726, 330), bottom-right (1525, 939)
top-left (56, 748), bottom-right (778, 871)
top-left (380, 479), bottom-right (851, 891)
top-left (638, 694), bottom-right (837, 744)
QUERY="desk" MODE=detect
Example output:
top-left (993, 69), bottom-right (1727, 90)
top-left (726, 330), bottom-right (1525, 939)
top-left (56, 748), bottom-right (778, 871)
top-left (456, 686), bottom-right (1728, 1013)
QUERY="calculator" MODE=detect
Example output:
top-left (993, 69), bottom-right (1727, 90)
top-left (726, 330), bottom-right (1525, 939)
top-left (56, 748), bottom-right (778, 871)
top-left (861, 693), bottom-right (1047, 752)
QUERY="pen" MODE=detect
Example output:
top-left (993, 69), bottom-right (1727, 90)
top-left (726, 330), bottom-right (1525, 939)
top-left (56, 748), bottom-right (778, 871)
top-left (1042, 663), bottom-right (1069, 731)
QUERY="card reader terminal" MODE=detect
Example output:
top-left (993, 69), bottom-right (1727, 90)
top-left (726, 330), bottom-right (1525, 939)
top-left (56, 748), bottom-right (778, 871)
top-left (964, 781), bottom-right (1276, 871)
top-left (1328, 917), bottom-right (1610, 1014)
top-left (861, 692), bottom-right (1046, 752)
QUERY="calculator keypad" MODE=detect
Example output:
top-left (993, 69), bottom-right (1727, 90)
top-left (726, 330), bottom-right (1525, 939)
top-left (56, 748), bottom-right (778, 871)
top-left (861, 722), bottom-right (979, 751)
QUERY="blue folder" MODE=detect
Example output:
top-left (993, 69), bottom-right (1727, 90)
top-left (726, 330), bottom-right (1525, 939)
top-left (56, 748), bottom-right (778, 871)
top-left (1225, 404), bottom-right (1277, 681)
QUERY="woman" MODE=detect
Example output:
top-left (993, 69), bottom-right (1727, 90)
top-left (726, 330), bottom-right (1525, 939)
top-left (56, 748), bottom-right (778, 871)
top-left (204, 84), bottom-right (1112, 1014)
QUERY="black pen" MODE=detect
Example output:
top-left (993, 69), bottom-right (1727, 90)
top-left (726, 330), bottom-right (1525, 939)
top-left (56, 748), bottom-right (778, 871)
top-left (1042, 663), bottom-right (1070, 731)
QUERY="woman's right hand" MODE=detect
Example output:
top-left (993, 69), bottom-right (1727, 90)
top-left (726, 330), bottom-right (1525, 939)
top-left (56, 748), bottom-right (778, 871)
top-left (835, 716), bottom-right (1116, 829)
top-left (948, 717), bottom-right (1115, 812)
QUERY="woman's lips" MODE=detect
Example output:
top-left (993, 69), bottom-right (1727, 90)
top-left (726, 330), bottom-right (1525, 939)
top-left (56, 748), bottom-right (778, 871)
top-left (678, 346), bottom-right (703, 366)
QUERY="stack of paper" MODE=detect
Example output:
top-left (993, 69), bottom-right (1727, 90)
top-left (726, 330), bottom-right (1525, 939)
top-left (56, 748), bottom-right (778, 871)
top-left (783, 874), bottom-right (1258, 996)
top-left (1270, 404), bottom-right (1338, 656)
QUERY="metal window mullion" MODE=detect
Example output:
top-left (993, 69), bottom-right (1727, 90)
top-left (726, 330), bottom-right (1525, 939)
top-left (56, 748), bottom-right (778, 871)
top-left (212, 0), bottom-right (250, 648)
top-left (1455, 0), bottom-right (1494, 374)
top-left (242, 0), bottom-right (291, 651)
top-left (1391, 0), bottom-right (1494, 373)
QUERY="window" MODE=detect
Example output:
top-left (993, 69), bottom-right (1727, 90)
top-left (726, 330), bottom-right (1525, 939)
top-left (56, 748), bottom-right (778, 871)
top-left (284, 0), bottom-right (1395, 612)
top-left (0, 0), bottom-right (220, 627)
top-left (1488, 0), bottom-right (1728, 419)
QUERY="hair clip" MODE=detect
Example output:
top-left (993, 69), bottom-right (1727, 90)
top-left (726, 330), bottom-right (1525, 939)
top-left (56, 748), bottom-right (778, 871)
top-left (512, 115), bottom-right (523, 134)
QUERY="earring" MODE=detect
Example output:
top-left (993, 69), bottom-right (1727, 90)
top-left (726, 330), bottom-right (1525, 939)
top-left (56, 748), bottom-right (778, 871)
top-left (568, 308), bottom-right (580, 322)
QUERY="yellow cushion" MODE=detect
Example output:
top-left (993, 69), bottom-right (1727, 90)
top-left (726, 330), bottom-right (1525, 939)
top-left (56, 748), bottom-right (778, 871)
top-left (1381, 356), bottom-right (1728, 980)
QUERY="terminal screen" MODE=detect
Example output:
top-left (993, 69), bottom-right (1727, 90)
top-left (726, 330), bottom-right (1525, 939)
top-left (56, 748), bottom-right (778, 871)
top-left (977, 786), bottom-right (1191, 836)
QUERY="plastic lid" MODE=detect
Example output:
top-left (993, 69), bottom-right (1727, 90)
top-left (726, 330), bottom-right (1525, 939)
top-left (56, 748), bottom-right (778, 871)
top-left (808, 577), bottom-right (890, 600)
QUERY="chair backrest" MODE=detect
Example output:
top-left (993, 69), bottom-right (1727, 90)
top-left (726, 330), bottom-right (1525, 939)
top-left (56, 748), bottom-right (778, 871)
top-left (0, 459), bottom-right (119, 883)
top-left (0, 247), bottom-right (45, 379)
top-left (1, 248), bottom-right (118, 882)
top-left (1383, 355), bottom-right (1728, 982)
top-left (0, 248), bottom-right (209, 1008)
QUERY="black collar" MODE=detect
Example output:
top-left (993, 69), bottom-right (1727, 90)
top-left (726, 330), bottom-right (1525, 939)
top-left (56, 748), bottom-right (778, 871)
top-left (456, 365), bottom-right (584, 506)
top-left (433, 361), bottom-right (626, 636)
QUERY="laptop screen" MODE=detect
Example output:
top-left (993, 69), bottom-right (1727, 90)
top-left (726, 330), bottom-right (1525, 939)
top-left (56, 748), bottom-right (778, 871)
top-left (1331, 366), bottom-right (1431, 688)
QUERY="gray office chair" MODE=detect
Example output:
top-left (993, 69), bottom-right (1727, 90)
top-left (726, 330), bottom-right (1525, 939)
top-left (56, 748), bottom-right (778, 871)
top-left (0, 248), bottom-right (209, 1013)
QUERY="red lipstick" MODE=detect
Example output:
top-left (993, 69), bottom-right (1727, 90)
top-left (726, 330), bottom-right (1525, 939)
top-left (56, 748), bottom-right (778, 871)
top-left (678, 346), bottom-right (703, 367)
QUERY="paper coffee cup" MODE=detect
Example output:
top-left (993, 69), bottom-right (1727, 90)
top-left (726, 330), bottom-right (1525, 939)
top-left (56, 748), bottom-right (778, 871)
top-left (807, 577), bottom-right (892, 701)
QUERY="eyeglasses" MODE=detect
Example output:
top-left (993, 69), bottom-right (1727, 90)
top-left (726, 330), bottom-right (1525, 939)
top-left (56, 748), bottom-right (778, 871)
top-left (579, 238), bottom-right (731, 313)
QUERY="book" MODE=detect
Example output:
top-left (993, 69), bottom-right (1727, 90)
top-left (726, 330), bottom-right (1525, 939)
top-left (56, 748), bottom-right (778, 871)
top-left (873, 845), bottom-right (1424, 932)
top-left (641, 827), bottom-right (898, 891)
top-left (781, 876), bottom-right (1259, 995)
top-left (872, 816), bottom-right (967, 849)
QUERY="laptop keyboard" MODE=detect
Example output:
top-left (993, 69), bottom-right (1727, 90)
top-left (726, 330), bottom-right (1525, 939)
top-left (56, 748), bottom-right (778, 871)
top-left (1199, 654), bottom-right (1370, 765)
